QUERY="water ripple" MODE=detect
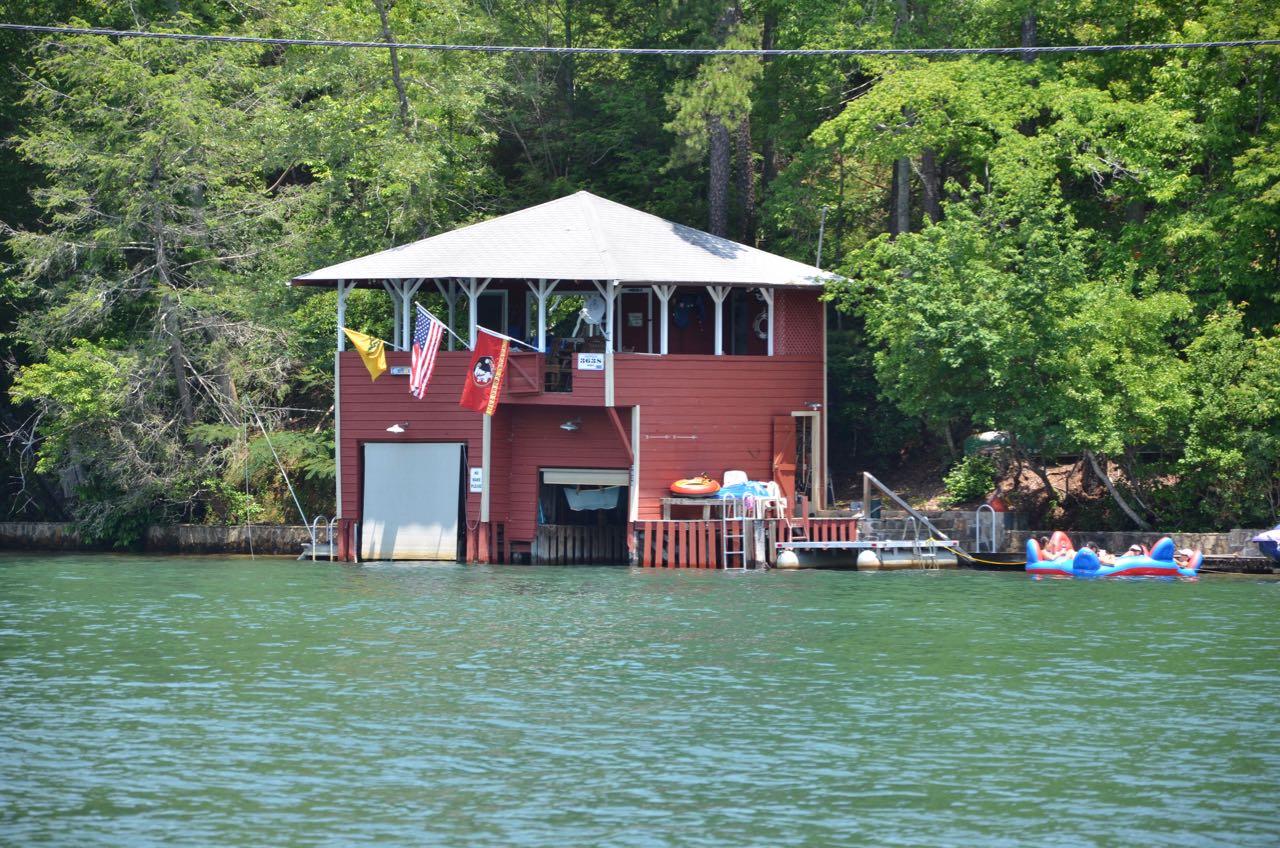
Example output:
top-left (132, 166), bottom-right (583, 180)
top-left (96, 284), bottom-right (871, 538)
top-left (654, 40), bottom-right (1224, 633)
top-left (0, 555), bottom-right (1277, 846)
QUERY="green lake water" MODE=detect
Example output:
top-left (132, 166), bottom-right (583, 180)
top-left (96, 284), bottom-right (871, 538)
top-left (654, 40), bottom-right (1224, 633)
top-left (1, 554), bottom-right (1277, 847)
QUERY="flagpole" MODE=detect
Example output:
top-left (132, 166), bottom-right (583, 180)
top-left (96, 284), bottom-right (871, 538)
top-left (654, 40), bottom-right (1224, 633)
top-left (473, 324), bottom-right (540, 352)
top-left (414, 303), bottom-right (470, 349)
top-left (414, 302), bottom-right (541, 352)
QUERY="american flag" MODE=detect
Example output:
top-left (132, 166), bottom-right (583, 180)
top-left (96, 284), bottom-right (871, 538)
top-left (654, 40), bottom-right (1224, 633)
top-left (409, 304), bottom-right (444, 399)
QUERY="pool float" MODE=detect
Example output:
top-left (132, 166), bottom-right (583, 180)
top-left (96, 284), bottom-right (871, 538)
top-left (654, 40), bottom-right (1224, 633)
top-left (1252, 525), bottom-right (1280, 563)
top-left (670, 475), bottom-right (720, 497)
top-left (1026, 535), bottom-right (1201, 578)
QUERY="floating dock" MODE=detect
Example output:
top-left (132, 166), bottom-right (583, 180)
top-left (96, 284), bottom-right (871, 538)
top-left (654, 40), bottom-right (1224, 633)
top-left (776, 538), bottom-right (960, 570)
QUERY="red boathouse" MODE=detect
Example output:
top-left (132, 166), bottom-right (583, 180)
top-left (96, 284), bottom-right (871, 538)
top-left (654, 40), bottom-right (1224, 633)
top-left (291, 192), bottom-right (851, 567)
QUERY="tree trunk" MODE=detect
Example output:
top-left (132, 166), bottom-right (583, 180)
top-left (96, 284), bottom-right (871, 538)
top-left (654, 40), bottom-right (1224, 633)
top-left (1085, 450), bottom-right (1152, 530)
top-left (920, 148), bottom-right (942, 224)
top-left (372, 0), bottom-right (411, 129)
top-left (560, 0), bottom-right (575, 117)
top-left (161, 296), bottom-right (195, 427)
top-left (894, 0), bottom-right (911, 37)
top-left (759, 8), bottom-right (778, 196)
top-left (891, 157), bottom-right (910, 238)
top-left (942, 422), bottom-right (957, 458)
top-left (735, 117), bottom-right (755, 244)
top-left (709, 117), bottom-right (731, 237)
top-left (1021, 12), bottom-right (1037, 63)
top-left (1011, 436), bottom-right (1056, 497)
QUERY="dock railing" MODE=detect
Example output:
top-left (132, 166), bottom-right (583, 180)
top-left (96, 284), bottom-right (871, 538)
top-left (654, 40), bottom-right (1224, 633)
top-left (861, 472), bottom-right (952, 545)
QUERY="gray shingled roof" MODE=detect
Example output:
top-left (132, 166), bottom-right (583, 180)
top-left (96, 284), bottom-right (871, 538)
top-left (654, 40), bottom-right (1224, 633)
top-left (291, 191), bottom-right (834, 288)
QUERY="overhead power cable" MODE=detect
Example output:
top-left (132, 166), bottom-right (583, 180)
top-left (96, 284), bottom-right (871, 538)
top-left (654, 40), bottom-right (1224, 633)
top-left (1, 23), bottom-right (1277, 57)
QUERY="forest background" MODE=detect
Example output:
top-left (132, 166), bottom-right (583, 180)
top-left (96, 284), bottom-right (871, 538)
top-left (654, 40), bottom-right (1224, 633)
top-left (0, 0), bottom-right (1276, 546)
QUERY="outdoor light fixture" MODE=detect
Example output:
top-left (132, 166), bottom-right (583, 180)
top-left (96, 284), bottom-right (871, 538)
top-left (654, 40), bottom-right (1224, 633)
top-left (386, 422), bottom-right (408, 433)
top-left (805, 402), bottom-right (822, 411)
top-left (559, 418), bottom-right (581, 432)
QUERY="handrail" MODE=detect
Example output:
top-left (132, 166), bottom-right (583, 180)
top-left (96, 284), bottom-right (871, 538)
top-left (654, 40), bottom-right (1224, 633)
top-left (975, 503), bottom-right (996, 553)
top-left (309, 515), bottom-right (336, 561)
top-left (861, 472), bottom-right (951, 541)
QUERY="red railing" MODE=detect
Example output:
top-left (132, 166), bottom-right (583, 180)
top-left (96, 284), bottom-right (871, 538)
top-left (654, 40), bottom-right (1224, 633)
top-left (637, 520), bottom-right (728, 568)
top-left (636, 517), bottom-right (859, 568)
top-left (781, 518), bottom-right (859, 544)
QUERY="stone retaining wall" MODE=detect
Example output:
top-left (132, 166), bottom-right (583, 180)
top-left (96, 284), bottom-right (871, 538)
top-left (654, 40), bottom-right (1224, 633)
top-left (0, 522), bottom-right (314, 556)
top-left (1015, 528), bottom-right (1269, 557)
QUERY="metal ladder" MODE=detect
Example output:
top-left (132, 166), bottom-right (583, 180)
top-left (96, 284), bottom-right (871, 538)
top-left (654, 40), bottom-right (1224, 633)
top-left (721, 498), bottom-right (748, 570)
top-left (974, 503), bottom-right (997, 553)
top-left (299, 515), bottom-right (337, 561)
top-left (912, 519), bottom-right (941, 569)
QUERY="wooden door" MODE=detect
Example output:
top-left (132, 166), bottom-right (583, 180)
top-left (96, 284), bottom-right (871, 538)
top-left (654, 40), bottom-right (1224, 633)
top-left (772, 415), bottom-right (797, 506)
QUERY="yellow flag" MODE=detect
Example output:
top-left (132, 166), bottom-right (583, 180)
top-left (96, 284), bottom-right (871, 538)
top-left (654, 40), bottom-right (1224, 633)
top-left (342, 327), bottom-right (388, 382)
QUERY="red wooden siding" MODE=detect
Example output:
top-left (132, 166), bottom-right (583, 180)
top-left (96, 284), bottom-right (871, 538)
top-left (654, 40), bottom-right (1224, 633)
top-left (495, 405), bottom-right (632, 542)
top-left (338, 352), bottom-right (483, 531)
top-left (336, 291), bottom-right (827, 560)
top-left (613, 353), bottom-right (823, 521)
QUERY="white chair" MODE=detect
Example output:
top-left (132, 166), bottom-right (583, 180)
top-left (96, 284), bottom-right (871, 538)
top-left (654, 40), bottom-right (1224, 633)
top-left (723, 469), bottom-right (748, 488)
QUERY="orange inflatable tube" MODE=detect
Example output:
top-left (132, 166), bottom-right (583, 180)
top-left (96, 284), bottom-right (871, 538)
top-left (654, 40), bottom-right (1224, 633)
top-left (670, 475), bottom-right (720, 496)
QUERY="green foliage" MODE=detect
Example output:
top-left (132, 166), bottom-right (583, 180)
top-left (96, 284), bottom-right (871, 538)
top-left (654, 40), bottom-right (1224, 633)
top-left (199, 478), bottom-right (264, 525)
top-left (9, 340), bottom-right (127, 473)
top-left (1, 0), bottom-right (1276, 534)
top-left (942, 454), bottom-right (997, 507)
top-left (1177, 307), bottom-right (1280, 526)
top-left (664, 20), bottom-right (763, 164)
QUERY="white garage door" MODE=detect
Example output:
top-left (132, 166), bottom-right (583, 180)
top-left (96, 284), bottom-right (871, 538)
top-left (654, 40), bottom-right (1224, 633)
top-left (361, 442), bottom-right (464, 561)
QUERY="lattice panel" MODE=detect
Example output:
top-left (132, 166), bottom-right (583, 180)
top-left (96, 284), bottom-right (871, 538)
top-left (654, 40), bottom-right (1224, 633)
top-left (776, 290), bottom-right (823, 357)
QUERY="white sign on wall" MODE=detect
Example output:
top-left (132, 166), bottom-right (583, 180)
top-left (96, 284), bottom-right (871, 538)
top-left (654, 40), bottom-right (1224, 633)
top-left (469, 467), bottom-right (484, 493)
top-left (577, 353), bottom-right (605, 371)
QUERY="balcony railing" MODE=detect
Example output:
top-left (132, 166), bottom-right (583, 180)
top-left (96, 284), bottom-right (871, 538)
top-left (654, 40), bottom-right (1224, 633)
top-left (506, 350), bottom-right (574, 395)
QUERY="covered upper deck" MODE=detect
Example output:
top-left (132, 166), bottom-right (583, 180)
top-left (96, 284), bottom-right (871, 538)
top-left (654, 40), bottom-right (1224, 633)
top-left (291, 191), bottom-right (839, 362)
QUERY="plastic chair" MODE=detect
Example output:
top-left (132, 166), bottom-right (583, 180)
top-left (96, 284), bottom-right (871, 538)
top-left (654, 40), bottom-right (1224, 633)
top-left (723, 469), bottom-right (748, 488)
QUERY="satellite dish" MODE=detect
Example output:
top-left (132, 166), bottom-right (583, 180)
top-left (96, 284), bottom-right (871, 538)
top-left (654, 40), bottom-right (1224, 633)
top-left (581, 294), bottom-right (606, 325)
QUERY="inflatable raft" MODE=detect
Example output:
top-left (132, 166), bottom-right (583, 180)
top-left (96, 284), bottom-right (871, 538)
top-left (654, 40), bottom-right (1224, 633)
top-left (670, 475), bottom-right (720, 497)
top-left (1026, 535), bottom-right (1201, 579)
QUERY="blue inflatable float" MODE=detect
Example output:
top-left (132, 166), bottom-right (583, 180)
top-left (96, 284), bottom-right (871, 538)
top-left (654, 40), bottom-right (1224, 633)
top-left (1251, 525), bottom-right (1280, 563)
top-left (1026, 534), bottom-right (1201, 579)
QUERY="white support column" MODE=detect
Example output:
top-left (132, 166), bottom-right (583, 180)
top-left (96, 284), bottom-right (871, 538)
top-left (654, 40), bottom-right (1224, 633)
top-left (759, 287), bottom-right (776, 357)
top-left (435, 279), bottom-right (459, 350)
top-left (461, 277), bottom-right (491, 349)
top-left (527, 278), bottom-right (560, 352)
top-left (630, 405), bottom-right (640, 523)
top-left (336, 280), bottom-right (355, 351)
top-left (382, 280), bottom-right (403, 350)
top-left (334, 279), bottom-right (350, 518)
top-left (821, 296), bottom-right (829, 511)
top-left (333, 349), bottom-right (342, 518)
top-left (653, 285), bottom-right (675, 355)
top-left (593, 279), bottom-right (620, 406)
top-left (481, 414), bottom-right (491, 523)
top-left (708, 285), bottom-right (731, 356)
top-left (400, 278), bottom-right (424, 350)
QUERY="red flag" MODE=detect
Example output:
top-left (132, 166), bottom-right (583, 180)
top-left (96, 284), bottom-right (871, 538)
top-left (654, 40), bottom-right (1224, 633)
top-left (459, 328), bottom-right (510, 415)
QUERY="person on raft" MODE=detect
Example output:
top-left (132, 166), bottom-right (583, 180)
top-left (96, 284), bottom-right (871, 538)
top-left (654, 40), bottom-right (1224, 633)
top-left (1085, 541), bottom-right (1116, 565)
